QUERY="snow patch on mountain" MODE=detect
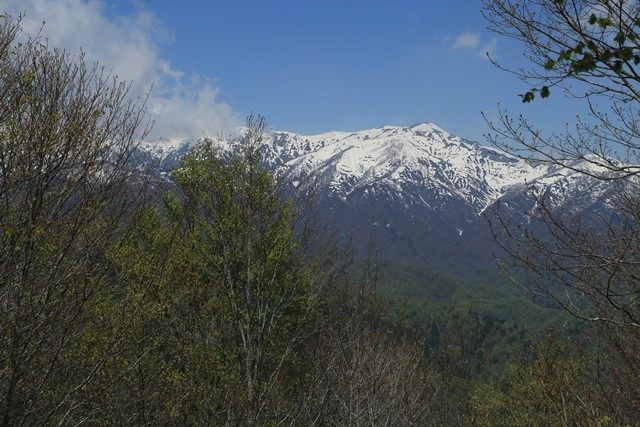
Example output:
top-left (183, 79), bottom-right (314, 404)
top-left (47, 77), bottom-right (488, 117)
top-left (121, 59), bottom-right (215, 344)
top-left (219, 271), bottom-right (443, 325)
top-left (260, 122), bottom-right (551, 215)
top-left (140, 122), bottom-right (616, 216)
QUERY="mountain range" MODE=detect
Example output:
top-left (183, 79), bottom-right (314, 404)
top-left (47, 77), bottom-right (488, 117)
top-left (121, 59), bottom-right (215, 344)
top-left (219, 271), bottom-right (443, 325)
top-left (136, 122), bottom-right (617, 272)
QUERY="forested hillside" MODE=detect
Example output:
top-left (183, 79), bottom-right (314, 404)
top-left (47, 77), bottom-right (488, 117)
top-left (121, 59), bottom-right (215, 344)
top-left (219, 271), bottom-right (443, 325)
top-left (2, 1), bottom-right (640, 425)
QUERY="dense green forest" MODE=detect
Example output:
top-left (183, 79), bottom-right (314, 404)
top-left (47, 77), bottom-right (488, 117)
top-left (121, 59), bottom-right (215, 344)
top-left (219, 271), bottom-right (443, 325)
top-left (2, 1), bottom-right (640, 425)
top-left (377, 261), bottom-right (568, 326)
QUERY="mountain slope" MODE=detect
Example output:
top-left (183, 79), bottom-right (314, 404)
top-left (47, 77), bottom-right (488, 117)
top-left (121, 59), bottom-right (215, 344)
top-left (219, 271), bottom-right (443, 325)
top-left (271, 123), bottom-right (543, 215)
top-left (139, 122), bottom-right (618, 269)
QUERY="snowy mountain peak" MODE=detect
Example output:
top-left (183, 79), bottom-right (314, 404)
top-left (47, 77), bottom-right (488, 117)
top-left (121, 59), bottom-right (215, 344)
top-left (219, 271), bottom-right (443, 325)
top-left (135, 121), bottom-right (618, 261)
top-left (257, 123), bottom-right (550, 214)
top-left (410, 122), bottom-right (445, 133)
top-left (140, 122), bottom-right (612, 219)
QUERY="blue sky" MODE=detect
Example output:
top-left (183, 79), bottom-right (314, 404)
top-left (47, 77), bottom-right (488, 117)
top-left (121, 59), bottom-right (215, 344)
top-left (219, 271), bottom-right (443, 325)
top-left (6, 0), bottom-right (585, 141)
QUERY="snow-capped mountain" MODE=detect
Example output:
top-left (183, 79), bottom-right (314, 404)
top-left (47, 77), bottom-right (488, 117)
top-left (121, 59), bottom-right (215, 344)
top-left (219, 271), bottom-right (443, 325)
top-left (268, 123), bottom-right (545, 214)
top-left (138, 122), bottom-right (619, 268)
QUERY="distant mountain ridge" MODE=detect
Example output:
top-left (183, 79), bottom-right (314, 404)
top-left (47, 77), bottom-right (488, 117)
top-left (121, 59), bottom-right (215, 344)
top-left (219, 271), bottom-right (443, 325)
top-left (136, 122), bottom-right (618, 270)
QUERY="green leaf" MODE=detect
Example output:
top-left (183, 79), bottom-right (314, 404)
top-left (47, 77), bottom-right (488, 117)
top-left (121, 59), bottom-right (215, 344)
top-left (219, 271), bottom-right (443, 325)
top-left (619, 47), bottom-right (633, 61)
top-left (571, 53), bottom-right (596, 72)
top-left (612, 60), bottom-right (623, 73)
top-left (544, 58), bottom-right (555, 70)
top-left (598, 16), bottom-right (612, 28)
top-left (558, 50), bottom-right (571, 62)
top-left (521, 91), bottom-right (535, 103)
top-left (540, 86), bottom-right (550, 98)
top-left (588, 13), bottom-right (597, 25)
top-left (22, 69), bottom-right (35, 85)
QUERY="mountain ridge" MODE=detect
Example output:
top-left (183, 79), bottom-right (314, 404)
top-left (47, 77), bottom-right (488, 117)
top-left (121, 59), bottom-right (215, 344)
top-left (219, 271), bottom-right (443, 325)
top-left (137, 122), bottom-right (618, 268)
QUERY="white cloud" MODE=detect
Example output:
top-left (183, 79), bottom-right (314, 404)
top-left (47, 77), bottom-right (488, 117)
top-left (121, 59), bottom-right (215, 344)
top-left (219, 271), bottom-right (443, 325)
top-left (2, 0), bottom-right (241, 140)
top-left (449, 31), bottom-right (498, 60)
top-left (478, 38), bottom-right (499, 60)
top-left (453, 32), bottom-right (480, 49)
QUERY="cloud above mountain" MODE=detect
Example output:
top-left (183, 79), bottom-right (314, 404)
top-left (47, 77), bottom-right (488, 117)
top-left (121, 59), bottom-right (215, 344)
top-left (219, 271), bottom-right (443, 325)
top-left (3, 0), bottom-right (241, 140)
top-left (451, 31), bottom-right (498, 60)
top-left (453, 32), bottom-right (480, 49)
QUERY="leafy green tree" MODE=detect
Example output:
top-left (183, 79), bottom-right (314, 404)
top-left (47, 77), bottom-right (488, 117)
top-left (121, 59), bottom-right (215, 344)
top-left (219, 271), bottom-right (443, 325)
top-left (98, 116), bottom-right (323, 424)
top-left (471, 332), bottom-right (611, 426)
top-left (173, 121), bottom-right (320, 423)
top-left (0, 14), bottom-right (149, 424)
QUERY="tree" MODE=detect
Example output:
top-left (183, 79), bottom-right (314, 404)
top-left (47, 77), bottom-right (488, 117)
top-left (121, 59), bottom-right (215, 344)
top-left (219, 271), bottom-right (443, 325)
top-left (97, 115), bottom-right (330, 424)
top-left (471, 331), bottom-right (606, 426)
top-left (97, 116), bottom-right (444, 424)
top-left (0, 14), bottom-right (150, 424)
top-left (482, 0), bottom-right (640, 174)
top-left (175, 116), bottom-right (322, 423)
top-left (299, 259), bottom-right (440, 426)
top-left (482, 0), bottom-right (640, 420)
